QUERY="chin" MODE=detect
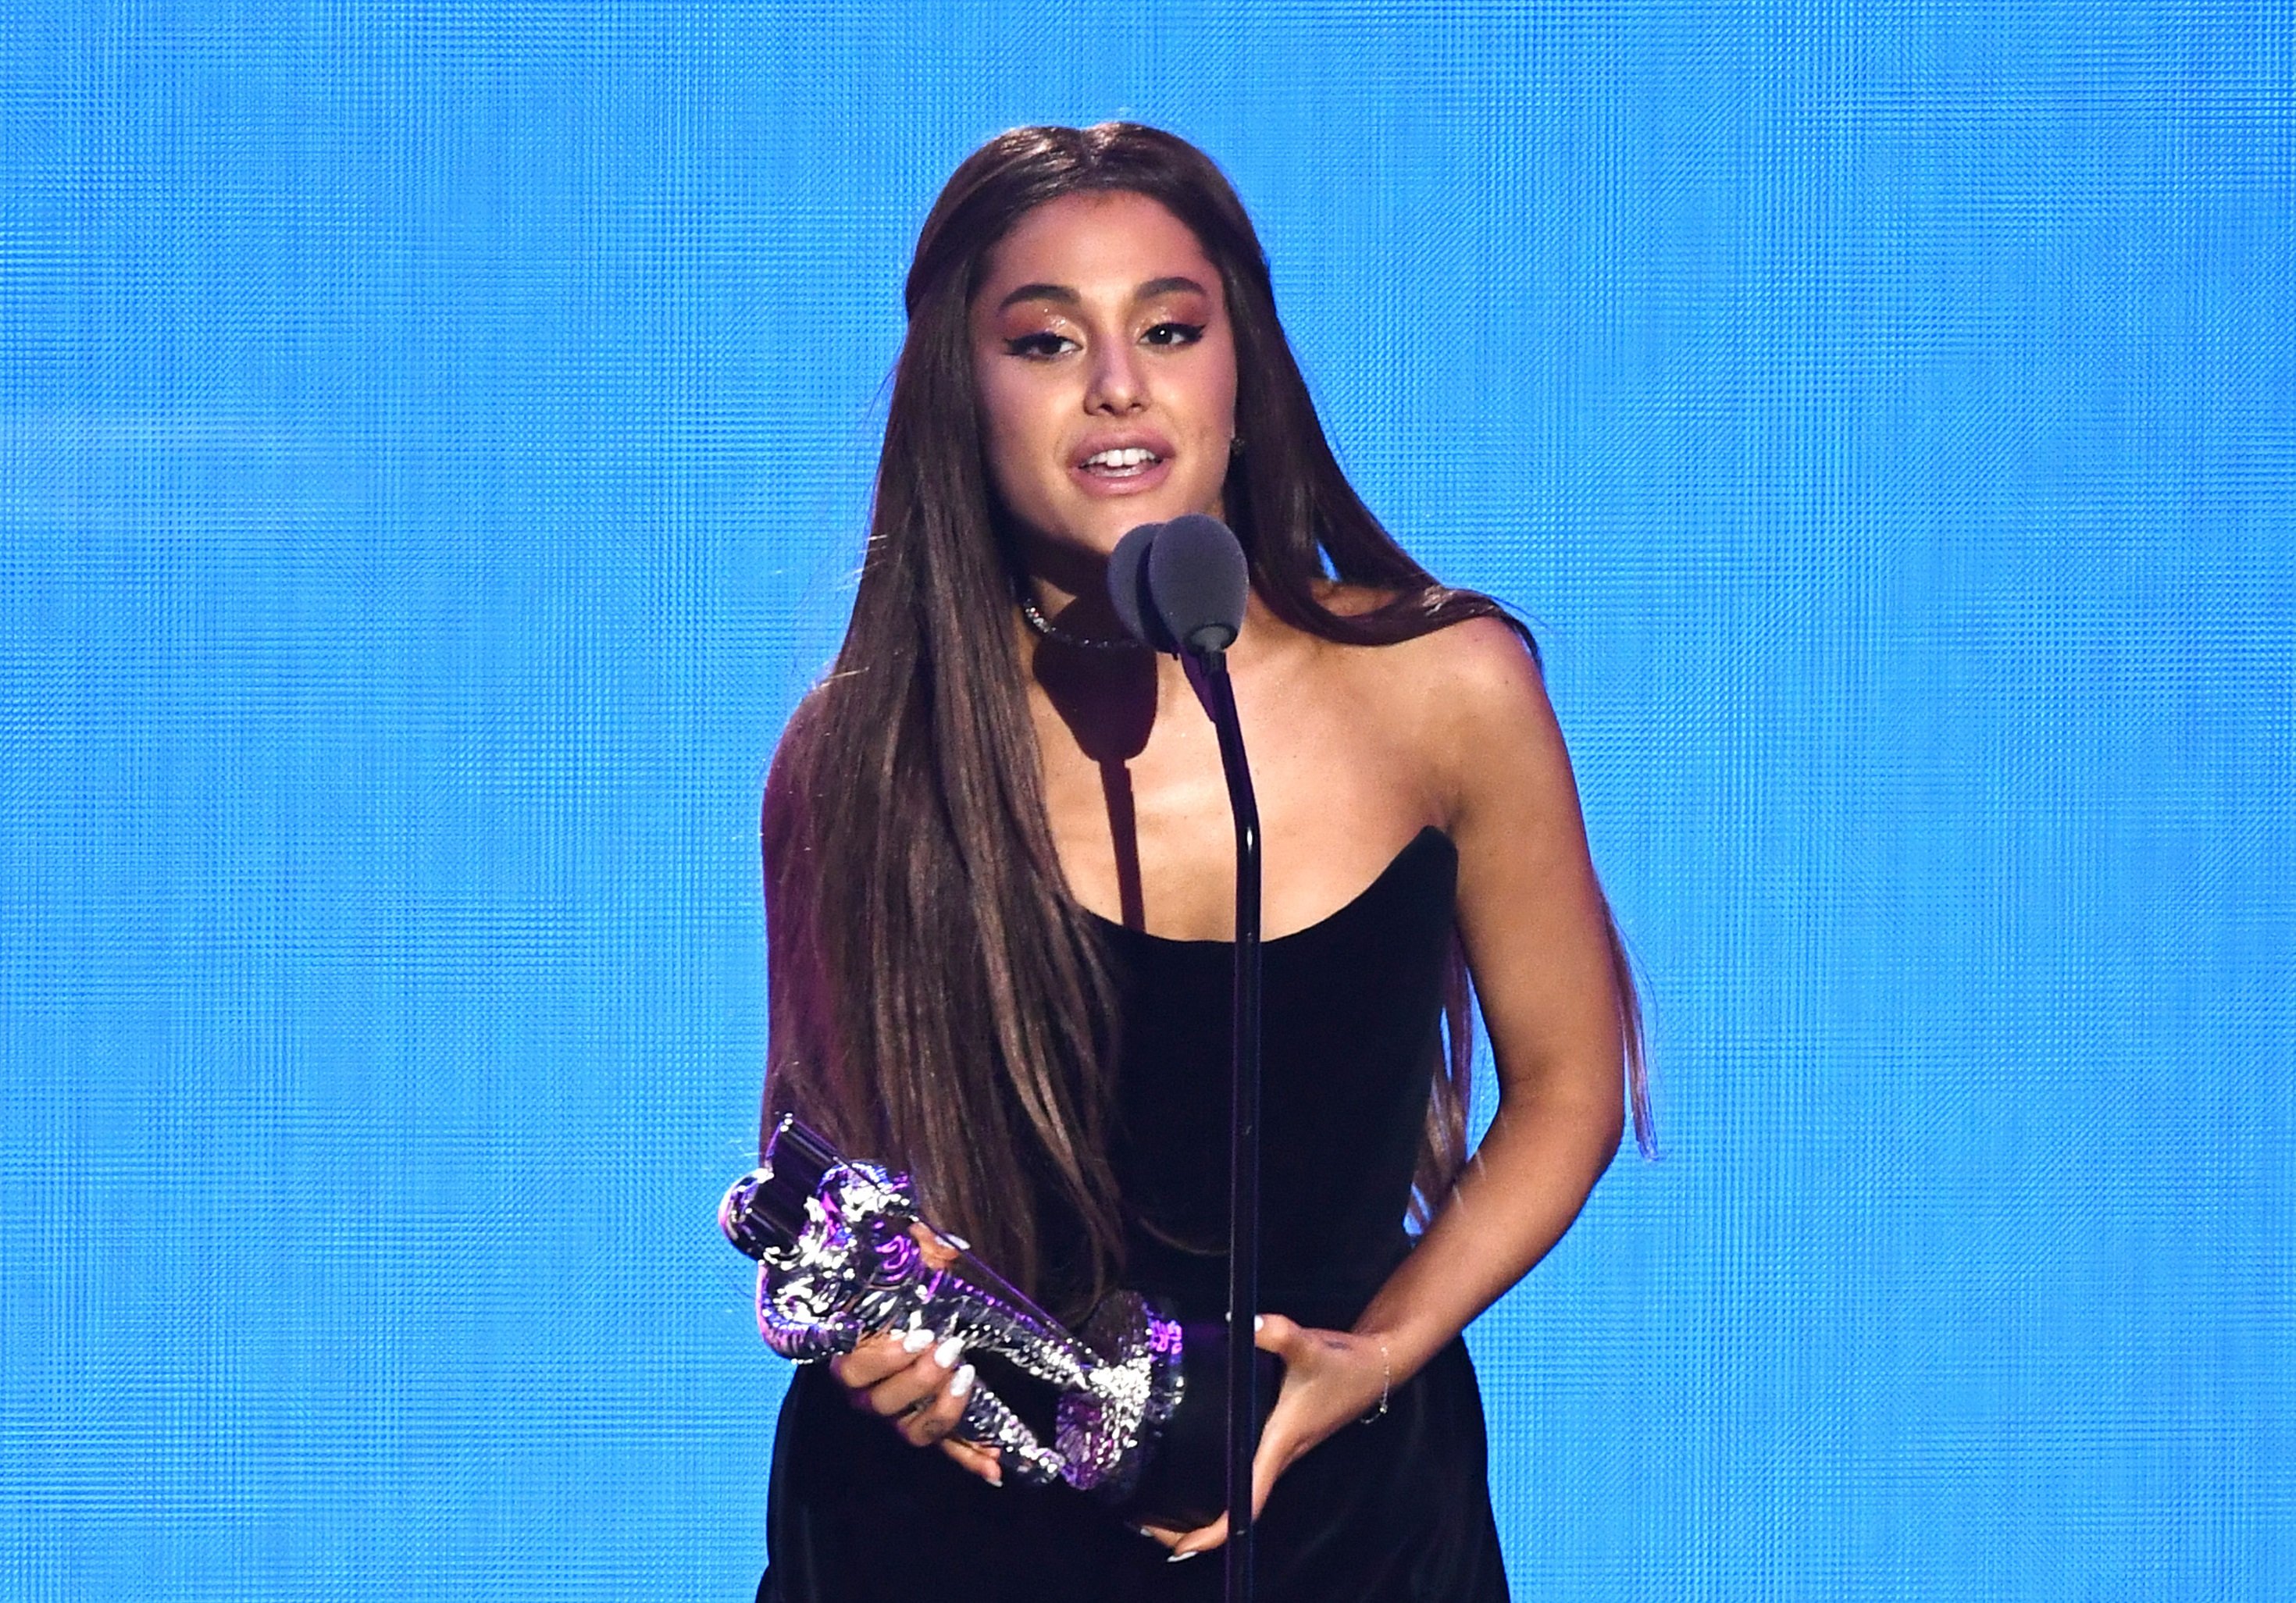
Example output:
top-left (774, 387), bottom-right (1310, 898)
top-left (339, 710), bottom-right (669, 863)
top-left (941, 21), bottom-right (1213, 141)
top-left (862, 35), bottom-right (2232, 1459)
top-left (1019, 492), bottom-right (1227, 562)
top-left (1055, 510), bottom-right (1177, 554)
top-left (1094, 494), bottom-right (1226, 540)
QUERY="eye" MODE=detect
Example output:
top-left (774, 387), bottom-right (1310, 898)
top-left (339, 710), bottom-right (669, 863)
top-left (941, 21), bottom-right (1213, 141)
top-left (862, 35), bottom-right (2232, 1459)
top-left (1003, 331), bottom-right (1078, 359)
top-left (1142, 321), bottom-right (1206, 348)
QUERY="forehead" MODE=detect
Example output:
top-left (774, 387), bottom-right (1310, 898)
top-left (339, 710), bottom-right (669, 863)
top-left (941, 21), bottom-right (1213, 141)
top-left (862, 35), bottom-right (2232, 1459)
top-left (976, 191), bottom-right (1220, 302)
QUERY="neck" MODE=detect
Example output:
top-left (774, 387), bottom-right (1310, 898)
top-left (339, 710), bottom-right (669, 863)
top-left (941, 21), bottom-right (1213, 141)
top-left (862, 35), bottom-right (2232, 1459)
top-left (1016, 557), bottom-right (1137, 650)
top-left (1014, 522), bottom-right (1290, 661)
top-left (1018, 563), bottom-right (1290, 668)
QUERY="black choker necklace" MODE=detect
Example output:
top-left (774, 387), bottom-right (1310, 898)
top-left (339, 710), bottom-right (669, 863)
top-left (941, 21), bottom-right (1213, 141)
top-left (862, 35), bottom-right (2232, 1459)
top-left (1018, 594), bottom-right (1144, 652)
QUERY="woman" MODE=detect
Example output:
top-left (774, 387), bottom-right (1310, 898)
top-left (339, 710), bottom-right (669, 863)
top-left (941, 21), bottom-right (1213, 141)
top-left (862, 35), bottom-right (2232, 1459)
top-left (755, 123), bottom-right (1650, 1601)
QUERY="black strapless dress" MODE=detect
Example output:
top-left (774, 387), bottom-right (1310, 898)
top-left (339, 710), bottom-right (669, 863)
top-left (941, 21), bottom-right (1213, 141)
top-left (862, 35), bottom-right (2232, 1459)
top-left (758, 828), bottom-right (1510, 1601)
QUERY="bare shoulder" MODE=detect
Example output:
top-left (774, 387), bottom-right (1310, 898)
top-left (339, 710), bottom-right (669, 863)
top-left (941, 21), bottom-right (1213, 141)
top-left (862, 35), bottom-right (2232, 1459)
top-left (1314, 609), bottom-right (1568, 840)
top-left (1328, 598), bottom-right (1544, 719)
top-left (1308, 584), bottom-right (1543, 711)
top-left (1396, 612), bottom-right (1543, 707)
top-left (1310, 578), bottom-right (1406, 618)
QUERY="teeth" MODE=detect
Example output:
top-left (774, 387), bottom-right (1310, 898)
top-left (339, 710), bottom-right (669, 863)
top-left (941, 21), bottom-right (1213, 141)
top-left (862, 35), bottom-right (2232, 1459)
top-left (1083, 447), bottom-right (1159, 469)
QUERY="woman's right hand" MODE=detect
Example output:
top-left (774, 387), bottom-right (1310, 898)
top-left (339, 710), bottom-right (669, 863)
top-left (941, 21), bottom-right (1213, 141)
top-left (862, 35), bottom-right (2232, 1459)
top-left (828, 1329), bottom-right (1005, 1486)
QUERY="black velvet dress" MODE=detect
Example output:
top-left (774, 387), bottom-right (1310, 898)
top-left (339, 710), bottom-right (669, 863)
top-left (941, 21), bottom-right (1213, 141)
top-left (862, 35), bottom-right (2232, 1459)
top-left (758, 828), bottom-right (1510, 1601)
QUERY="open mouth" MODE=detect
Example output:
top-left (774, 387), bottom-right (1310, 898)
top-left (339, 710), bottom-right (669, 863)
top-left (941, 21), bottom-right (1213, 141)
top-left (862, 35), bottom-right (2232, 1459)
top-left (1077, 446), bottom-right (1164, 480)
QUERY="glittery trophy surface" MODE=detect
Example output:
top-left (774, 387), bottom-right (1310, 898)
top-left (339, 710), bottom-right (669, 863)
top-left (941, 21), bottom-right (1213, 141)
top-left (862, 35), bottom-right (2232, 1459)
top-left (719, 1115), bottom-right (1185, 1504)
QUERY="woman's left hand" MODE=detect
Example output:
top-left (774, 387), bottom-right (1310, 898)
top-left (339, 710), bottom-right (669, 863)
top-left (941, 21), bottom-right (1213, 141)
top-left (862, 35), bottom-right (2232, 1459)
top-left (1138, 1313), bottom-right (1393, 1560)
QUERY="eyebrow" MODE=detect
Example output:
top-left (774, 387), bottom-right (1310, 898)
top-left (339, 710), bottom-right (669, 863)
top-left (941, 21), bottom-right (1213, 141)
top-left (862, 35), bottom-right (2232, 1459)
top-left (993, 275), bottom-right (1213, 312)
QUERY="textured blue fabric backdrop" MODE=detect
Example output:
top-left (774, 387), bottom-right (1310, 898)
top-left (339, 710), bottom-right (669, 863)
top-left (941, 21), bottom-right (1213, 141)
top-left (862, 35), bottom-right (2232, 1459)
top-left (2, 3), bottom-right (2290, 1598)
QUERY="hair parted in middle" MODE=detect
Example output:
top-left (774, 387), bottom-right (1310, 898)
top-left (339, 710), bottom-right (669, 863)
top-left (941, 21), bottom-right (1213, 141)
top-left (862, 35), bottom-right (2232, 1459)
top-left (761, 123), bottom-right (1647, 1315)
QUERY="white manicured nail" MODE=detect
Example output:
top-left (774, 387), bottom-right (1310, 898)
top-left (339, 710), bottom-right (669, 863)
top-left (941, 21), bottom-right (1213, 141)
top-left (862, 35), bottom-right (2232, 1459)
top-left (1253, 1316), bottom-right (1264, 1332)
top-left (933, 1336), bottom-right (963, 1369)
top-left (1168, 1548), bottom-right (1202, 1563)
top-left (901, 1327), bottom-right (936, 1354)
top-left (950, 1363), bottom-right (975, 1398)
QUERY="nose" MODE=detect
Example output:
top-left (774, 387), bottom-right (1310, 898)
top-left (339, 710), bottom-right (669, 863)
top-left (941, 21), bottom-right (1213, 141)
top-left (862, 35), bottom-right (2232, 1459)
top-left (1083, 335), bottom-right (1146, 415)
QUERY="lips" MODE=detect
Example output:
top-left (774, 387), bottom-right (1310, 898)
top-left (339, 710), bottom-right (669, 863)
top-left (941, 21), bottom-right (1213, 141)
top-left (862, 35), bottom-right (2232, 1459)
top-left (1079, 445), bottom-right (1160, 475)
top-left (1069, 431), bottom-right (1176, 495)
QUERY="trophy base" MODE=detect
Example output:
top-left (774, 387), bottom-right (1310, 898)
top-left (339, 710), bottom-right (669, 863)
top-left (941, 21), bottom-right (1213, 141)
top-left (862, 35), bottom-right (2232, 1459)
top-left (1095, 1314), bottom-right (1283, 1530)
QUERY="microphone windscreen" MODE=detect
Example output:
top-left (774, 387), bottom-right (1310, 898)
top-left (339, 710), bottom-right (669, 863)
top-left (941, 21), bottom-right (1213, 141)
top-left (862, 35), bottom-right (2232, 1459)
top-left (1107, 521), bottom-right (1177, 651)
top-left (1146, 514), bottom-right (1248, 654)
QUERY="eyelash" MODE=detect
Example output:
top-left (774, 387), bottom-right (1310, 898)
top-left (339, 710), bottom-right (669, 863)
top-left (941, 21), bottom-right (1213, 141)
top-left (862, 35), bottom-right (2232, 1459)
top-left (1002, 322), bottom-right (1207, 359)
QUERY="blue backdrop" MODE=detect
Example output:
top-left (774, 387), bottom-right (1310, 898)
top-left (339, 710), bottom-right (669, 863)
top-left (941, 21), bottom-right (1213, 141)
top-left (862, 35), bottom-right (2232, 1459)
top-left (3, 4), bottom-right (2289, 1598)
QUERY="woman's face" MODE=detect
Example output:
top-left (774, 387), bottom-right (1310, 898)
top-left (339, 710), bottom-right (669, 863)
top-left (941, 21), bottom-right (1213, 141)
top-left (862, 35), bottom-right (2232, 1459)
top-left (970, 190), bottom-right (1239, 568)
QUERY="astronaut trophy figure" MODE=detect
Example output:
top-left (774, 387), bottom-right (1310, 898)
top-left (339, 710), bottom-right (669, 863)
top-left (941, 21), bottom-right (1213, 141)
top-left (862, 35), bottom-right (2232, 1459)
top-left (722, 1114), bottom-right (1225, 1519)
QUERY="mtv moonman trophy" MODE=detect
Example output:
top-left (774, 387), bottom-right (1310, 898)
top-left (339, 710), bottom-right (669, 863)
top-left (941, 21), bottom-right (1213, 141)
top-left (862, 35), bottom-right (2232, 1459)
top-left (721, 1113), bottom-right (1271, 1528)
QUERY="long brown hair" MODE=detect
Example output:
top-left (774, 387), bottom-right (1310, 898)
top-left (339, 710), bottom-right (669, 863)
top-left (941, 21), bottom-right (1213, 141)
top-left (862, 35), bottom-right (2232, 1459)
top-left (762, 123), bottom-right (1652, 1312)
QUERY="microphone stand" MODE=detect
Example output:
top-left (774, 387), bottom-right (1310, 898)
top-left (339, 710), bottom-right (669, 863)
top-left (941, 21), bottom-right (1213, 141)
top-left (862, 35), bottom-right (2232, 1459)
top-left (1186, 647), bottom-right (1261, 1603)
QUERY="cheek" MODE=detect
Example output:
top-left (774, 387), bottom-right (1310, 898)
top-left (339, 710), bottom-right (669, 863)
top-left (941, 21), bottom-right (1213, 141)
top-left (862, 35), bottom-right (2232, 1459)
top-left (971, 368), bottom-right (1043, 486)
top-left (1196, 334), bottom-right (1240, 436)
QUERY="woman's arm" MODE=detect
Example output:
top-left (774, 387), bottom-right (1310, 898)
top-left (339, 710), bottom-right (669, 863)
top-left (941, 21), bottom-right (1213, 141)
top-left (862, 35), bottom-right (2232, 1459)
top-left (1355, 613), bottom-right (1628, 1371)
top-left (1164, 615), bottom-right (1629, 1555)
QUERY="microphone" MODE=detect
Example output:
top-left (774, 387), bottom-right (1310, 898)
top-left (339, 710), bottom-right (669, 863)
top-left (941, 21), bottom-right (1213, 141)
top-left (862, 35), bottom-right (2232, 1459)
top-left (1107, 521), bottom-right (1178, 653)
top-left (1107, 515), bottom-right (1249, 657)
top-left (1106, 512), bottom-right (1266, 1602)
